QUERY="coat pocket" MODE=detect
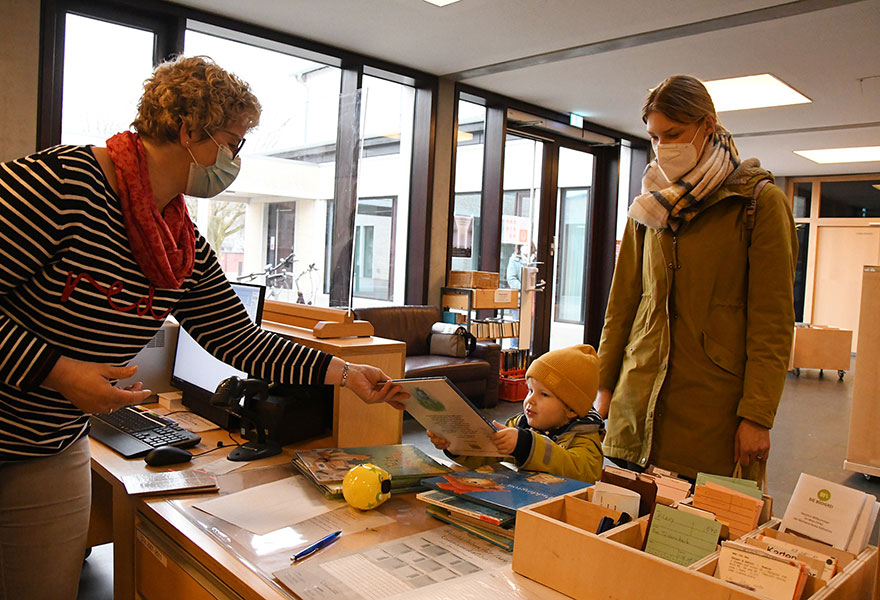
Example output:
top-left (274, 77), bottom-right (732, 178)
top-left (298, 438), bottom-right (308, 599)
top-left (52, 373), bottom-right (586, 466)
top-left (702, 330), bottom-right (745, 378)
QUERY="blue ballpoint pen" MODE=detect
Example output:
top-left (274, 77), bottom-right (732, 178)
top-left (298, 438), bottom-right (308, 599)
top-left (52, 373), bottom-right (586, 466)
top-left (291, 530), bottom-right (342, 562)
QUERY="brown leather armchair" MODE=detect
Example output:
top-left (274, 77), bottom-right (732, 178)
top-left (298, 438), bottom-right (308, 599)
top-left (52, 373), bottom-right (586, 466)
top-left (353, 305), bottom-right (500, 408)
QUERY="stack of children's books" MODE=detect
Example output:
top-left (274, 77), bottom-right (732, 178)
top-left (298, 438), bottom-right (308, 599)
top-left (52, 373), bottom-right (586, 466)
top-left (416, 463), bottom-right (591, 551)
top-left (292, 444), bottom-right (451, 498)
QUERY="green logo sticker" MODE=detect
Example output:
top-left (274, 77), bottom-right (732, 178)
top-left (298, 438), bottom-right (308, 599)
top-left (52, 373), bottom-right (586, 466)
top-left (413, 387), bottom-right (445, 411)
top-left (817, 489), bottom-right (831, 502)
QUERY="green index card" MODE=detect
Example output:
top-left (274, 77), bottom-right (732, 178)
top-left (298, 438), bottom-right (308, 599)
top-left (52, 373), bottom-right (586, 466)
top-left (643, 504), bottom-right (722, 567)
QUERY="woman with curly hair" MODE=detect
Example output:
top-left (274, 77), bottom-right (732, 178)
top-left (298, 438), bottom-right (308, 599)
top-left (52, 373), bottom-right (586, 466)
top-left (0, 56), bottom-right (405, 599)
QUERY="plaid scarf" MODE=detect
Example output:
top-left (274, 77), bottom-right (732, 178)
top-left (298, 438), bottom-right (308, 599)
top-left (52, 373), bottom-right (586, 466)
top-left (629, 130), bottom-right (741, 231)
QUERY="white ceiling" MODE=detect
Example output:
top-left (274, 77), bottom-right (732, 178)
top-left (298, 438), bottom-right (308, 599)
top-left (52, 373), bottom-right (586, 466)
top-left (171, 0), bottom-right (880, 177)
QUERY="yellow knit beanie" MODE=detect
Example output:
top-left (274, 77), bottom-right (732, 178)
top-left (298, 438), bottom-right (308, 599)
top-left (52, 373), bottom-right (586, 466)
top-left (524, 344), bottom-right (599, 417)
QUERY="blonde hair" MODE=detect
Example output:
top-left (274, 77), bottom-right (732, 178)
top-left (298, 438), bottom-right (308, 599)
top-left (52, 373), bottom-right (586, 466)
top-left (133, 55), bottom-right (261, 143)
top-left (642, 74), bottom-right (725, 131)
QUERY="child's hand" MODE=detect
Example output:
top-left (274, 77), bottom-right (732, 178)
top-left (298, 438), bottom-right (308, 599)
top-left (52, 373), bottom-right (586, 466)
top-left (491, 421), bottom-right (519, 455)
top-left (426, 430), bottom-right (450, 451)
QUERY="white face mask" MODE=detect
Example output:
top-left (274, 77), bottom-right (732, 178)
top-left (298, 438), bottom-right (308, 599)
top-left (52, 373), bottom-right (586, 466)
top-left (184, 132), bottom-right (241, 198)
top-left (653, 126), bottom-right (708, 184)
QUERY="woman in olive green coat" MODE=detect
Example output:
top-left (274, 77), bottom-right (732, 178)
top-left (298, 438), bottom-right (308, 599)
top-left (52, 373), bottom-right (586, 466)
top-left (596, 75), bottom-right (797, 480)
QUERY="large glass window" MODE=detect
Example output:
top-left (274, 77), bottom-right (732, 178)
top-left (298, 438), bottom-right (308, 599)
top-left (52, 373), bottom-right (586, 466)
top-left (353, 196), bottom-right (396, 301)
top-left (794, 225), bottom-right (809, 323)
top-left (615, 143), bottom-right (633, 264)
top-left (818, 180), bottom-right (880, 218)
top-left (451, 101), bottom-right (486, 271)
top-left (351, 75), bottom-right (415, 306)
top-left (793, 181), bottom-right (812, 218)
top-left (184, 29), bottom-right (342, 306)
top-left (60, 14), bottom-right (155, 145)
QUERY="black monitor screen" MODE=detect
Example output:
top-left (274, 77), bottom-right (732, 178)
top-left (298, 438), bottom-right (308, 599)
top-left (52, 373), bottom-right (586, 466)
top-left (172, 282), bottom-right (265, 426)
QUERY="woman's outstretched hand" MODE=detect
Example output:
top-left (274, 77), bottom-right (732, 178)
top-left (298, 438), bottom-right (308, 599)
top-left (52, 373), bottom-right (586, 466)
top-left (339, 362), bottom-right (408, 409)
top-left (43, 356), bottom-right (153, 414)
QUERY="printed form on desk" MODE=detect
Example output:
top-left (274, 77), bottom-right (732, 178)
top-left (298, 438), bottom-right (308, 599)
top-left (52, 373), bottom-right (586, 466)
top-left (274, 525), bottom-right (568, 600)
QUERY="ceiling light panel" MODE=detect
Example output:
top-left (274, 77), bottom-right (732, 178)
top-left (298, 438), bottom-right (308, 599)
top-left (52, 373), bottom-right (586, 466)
top-left (422, 0), bottom-right (461, 6)
top-left (794, 146), bottom-right (880, 164)
top-left (704, 74), bottom-right (811, 112)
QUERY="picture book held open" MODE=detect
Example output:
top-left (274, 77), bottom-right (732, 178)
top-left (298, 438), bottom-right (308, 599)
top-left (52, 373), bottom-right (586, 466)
top-left (395, 377), bottom-right (501, 456)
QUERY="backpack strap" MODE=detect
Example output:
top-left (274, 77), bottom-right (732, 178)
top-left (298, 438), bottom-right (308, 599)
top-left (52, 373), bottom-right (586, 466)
top-left (745, 178), bottom-right (771, 246)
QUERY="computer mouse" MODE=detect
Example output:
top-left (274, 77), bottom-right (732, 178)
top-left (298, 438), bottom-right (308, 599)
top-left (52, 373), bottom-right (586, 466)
top-left (144, 445), bottom-right (193, 467)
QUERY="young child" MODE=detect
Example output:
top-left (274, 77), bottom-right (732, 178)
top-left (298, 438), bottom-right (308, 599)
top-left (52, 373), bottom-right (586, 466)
top-left (428, 344), bottom-right (604, 483)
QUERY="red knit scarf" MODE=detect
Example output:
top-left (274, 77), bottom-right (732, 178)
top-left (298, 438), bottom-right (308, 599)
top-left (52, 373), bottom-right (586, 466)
top-left (106, 131), bottom-right (195, 289)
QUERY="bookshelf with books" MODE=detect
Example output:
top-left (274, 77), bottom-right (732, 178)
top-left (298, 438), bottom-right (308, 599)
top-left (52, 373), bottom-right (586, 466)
top-left (443, 270), bottom-right (536, 405)
top-left (440, 285), bottom-right (520, 342)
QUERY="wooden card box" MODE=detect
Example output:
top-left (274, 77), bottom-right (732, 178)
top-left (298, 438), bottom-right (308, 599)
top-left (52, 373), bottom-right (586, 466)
top-left (512, 490), bottom-right (878, 600)
top-left (448, 270), bottom-right (500, 289)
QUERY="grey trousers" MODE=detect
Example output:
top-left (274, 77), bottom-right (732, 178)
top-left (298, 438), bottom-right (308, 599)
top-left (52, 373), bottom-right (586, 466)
top-left (0, 437), bottom-right (91, 600)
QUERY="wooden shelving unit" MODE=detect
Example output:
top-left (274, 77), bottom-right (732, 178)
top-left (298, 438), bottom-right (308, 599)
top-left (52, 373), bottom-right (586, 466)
top-left (440, 286), bottom-right (520, 341)
top-left (845, 265), bottom-right (880, 479)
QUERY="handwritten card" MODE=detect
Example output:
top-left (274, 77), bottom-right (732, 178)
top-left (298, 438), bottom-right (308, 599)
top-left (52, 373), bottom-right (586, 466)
top-left (643, 504), bottom-right (722, 566)
top-left (693, 482), bottom-right (764, 539)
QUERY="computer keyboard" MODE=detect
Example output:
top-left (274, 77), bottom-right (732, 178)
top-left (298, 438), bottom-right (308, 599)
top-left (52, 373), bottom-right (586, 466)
top-left (89, 405), bottom-right (201, 458)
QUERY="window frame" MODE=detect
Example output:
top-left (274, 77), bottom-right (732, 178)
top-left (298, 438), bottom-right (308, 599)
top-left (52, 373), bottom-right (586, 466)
top-left (39, 0), bottom-right (435, 307)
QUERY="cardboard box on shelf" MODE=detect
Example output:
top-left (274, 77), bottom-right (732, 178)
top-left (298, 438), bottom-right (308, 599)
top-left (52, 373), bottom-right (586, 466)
top-left (448, 270), bottom-right (500, 289)
top-left (442, 288), bottom-right (518, 310)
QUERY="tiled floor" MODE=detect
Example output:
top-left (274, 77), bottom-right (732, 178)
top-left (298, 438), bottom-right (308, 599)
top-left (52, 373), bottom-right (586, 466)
top-left (77, 359), bottom-right (880, 598)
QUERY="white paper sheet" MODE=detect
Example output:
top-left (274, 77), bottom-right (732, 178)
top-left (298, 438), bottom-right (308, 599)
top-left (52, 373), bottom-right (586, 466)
top-left (273, 525), bottom-right (513, 600)
top-left (194, 476), bottom-right (345, 535)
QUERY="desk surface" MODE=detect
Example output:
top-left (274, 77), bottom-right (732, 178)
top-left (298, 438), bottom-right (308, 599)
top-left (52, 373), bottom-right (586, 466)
top-left (89, 422), bottom-right (337, 600)
top-left (135, 461), bottom-right (568, 600)
top-left (91, 417), bottom-right (567, 600)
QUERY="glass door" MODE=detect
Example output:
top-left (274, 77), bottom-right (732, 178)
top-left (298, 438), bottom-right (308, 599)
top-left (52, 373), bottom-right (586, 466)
top-left (501, 133), bottom-right (543, 350)
top-left (549, 147), bottom-right (594, 350)
top-left (495, 128), bottom-right (598, 357)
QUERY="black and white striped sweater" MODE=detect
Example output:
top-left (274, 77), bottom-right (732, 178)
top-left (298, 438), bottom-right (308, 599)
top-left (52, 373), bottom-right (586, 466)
top-left (0, 145), bottom-right (332, 460)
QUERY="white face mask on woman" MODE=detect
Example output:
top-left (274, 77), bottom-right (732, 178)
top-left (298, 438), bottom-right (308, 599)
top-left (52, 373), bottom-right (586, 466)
top-left (653, 126), bottom-right (709, 184)
top-left (184, 131), bottom-right (241, 198)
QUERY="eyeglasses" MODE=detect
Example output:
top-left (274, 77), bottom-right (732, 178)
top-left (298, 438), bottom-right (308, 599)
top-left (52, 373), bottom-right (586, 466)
top-left (206, 128), bottom-right (247, 159)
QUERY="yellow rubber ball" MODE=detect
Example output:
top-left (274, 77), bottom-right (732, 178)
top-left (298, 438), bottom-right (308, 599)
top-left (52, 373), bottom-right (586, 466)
top-left (342, 463), bottom-right (392, 510)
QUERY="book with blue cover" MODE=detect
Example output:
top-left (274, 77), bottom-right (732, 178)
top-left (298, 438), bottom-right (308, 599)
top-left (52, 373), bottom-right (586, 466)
top-left (420, 463), bottom-right (590, 515)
